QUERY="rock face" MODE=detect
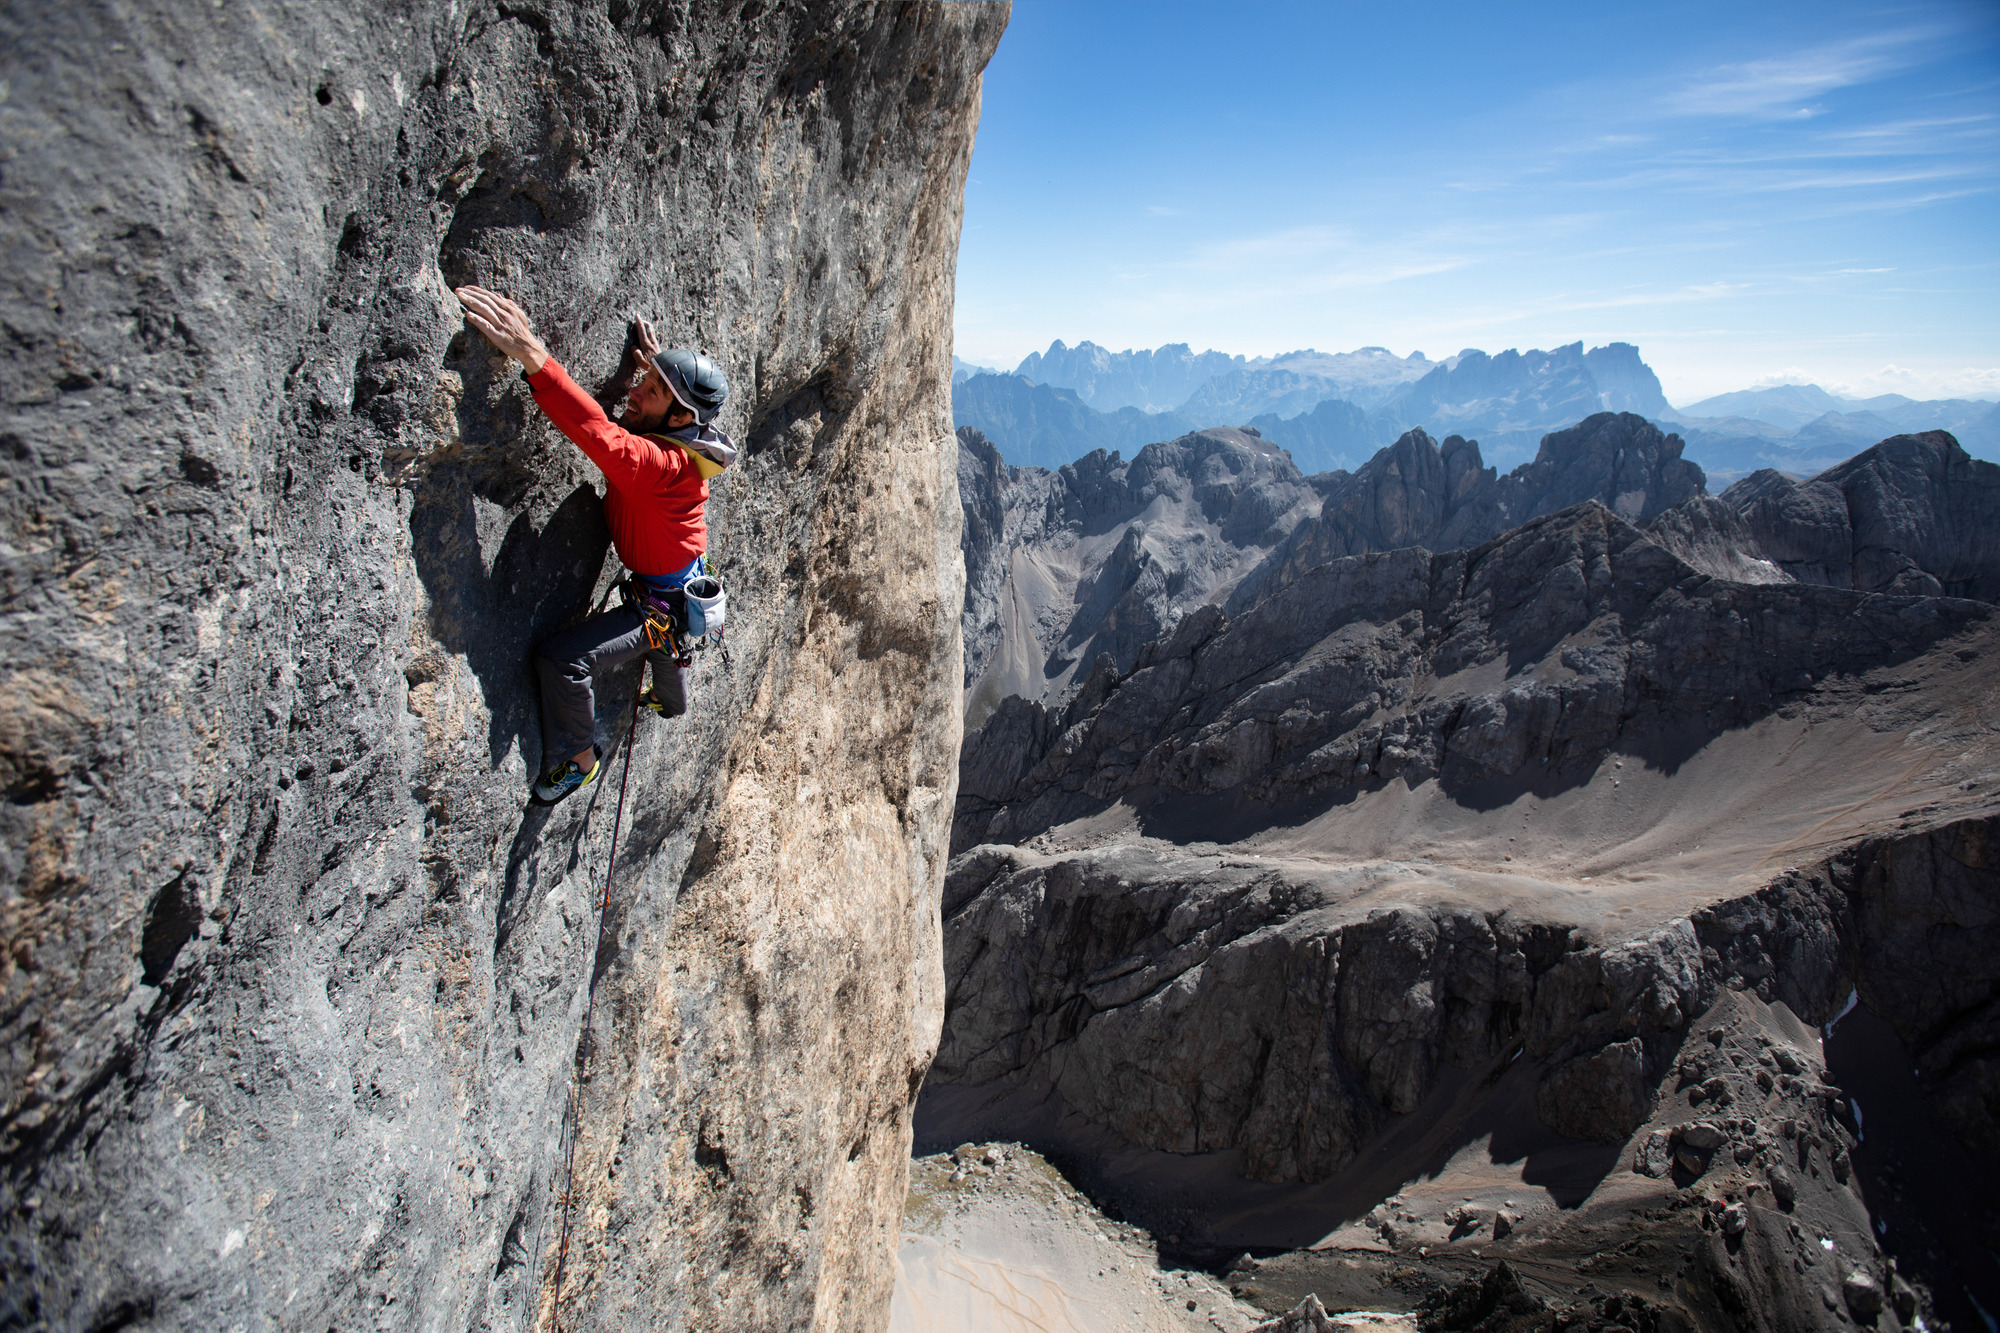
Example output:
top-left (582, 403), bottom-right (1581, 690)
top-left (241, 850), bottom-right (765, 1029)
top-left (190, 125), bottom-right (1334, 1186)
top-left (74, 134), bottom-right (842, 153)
top-left (935, 811), bottom-right (2000, 1187)
top-left (1634, 495), bottom-right (1791, 586)
top-left (0, 3), bottom-right (1002, 1329)
top-left (1720, 432), bottom-right (2000, 599)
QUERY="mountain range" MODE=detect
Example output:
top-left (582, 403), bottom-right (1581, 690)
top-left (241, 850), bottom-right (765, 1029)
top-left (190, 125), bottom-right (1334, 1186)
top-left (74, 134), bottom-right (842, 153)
top-left (1671, 386), bottom-right (2000, 480)
top-left (952, 339), bottom-right (1999, 480)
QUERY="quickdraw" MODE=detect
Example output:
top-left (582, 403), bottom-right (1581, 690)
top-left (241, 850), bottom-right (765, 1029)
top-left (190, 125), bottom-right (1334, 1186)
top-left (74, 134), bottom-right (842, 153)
top-left (621, 578), bottom-right (693, 665)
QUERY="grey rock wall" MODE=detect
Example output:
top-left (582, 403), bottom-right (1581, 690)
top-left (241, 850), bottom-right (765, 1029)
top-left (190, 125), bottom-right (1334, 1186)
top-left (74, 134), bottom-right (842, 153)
top-left (0, 2), bottom-right (1003, 1328)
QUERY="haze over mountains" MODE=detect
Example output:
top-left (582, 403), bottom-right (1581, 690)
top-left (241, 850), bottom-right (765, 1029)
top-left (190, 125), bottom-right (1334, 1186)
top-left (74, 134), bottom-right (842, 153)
top-left (954, 339), bottom-right (1999, 479)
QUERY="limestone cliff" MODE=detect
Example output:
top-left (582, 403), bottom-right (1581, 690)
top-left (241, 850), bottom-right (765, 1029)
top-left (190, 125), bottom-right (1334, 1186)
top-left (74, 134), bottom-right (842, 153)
top-left (0, 2), bottom-right (1004, 1328)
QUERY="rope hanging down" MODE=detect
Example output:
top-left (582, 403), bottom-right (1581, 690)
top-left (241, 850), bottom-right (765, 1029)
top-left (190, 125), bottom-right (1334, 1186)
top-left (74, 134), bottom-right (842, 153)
top-left (545, 689), bottom-right (641, 1332)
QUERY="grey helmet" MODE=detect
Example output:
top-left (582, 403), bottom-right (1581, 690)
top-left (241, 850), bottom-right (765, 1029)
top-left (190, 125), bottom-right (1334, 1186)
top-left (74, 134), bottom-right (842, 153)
top-left (653, 348), bottom-right (728, 425)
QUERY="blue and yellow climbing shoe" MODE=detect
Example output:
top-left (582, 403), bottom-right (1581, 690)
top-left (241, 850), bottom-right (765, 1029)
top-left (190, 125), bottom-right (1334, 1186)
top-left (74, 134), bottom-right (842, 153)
top-left (532, 749), bottom-right (600, 804)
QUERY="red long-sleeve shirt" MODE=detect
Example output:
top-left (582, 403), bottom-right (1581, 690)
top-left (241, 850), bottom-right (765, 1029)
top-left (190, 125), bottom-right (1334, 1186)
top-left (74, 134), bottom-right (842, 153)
top-left (525, 357), bottom-right (706, 575)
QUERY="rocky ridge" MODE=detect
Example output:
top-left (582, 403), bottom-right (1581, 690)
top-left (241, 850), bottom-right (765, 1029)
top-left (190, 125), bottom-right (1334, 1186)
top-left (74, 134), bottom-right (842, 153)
top-left (957, 423), bottom-right (1320, 725)
top-left (959, 413), bottom-right (1713, 725)
top-left (1716, 431), bottom-right (2000, 600)
top-left (957, 497), bottom-right (2000, 846)
top-left (0, 2), bottom-right (1002, 1328)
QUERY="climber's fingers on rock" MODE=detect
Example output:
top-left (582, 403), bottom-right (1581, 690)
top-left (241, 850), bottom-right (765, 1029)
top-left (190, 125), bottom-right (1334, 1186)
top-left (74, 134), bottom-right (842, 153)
top-left (458, 304), bottom-right (509, 351)
top-left (453, 286), bottom-right (504, 339)
top-left (634, 314), bottom-right (660, 359)
top-left (454, 286), bottom-right (545, 366)
top-left (455, 285), bottom-right (531, 338)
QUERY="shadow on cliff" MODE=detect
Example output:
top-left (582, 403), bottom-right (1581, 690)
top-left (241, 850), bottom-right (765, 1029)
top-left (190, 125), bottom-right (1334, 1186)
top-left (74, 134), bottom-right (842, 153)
top-left (491, 694), bottom-right (640, 962)
top-left (410, 334), bottom-right (614, 772)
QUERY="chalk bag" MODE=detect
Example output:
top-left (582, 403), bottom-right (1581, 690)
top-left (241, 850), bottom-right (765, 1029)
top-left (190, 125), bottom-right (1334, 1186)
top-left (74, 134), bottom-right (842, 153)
top-left (683, 575), bottom-right (727, 638)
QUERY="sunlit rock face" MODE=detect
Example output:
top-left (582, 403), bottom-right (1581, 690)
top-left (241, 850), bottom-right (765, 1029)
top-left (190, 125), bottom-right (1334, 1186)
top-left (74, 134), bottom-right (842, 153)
top-left (0, 2), bottom-right (1004, 1328)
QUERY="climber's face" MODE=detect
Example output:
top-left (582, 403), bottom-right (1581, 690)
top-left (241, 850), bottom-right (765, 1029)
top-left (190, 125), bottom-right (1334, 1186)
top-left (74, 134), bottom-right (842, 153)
top-left (628, 366), bottom-right (672, 429)
top-left (627, 366), bottom-right (696, 434)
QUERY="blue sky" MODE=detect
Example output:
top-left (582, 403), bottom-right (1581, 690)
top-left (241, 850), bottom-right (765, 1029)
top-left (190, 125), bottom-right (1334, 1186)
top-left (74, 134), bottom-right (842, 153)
top-left (951, 0), bottom-right (2000, 405)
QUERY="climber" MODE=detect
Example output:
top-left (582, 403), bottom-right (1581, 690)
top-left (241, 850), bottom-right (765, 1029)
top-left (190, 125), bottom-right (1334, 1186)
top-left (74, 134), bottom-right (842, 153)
top-left (454, 284), bottom-right (736, 804)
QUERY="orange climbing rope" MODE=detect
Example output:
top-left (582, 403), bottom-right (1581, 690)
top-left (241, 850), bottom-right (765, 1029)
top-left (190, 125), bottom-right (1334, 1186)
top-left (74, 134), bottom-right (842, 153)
top-left (545, 690), bottom-right (641, 1331)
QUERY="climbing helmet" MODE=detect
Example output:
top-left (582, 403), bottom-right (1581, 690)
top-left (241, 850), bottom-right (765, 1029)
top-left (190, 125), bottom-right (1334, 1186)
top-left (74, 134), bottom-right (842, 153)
top-left (653, 348), bottom-right (729, 425)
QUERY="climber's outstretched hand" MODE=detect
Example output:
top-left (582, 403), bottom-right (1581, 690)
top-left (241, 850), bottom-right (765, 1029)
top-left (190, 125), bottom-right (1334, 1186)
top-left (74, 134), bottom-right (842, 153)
top-left (627, 313), bottom-right (661, 381)
top-left (455, 285), bottom-right (550, 374)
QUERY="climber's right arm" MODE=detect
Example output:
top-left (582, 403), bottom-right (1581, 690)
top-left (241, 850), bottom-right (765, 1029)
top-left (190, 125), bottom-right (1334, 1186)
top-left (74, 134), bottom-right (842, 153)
top-left (524, 359), bottom-right (688, 494)
top-left (453, 285), bottom-right (686, 493)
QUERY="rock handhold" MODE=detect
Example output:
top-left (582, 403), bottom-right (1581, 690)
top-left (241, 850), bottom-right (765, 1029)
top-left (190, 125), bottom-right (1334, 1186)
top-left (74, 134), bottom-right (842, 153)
top-left (1679, 1121), bottom-right (1725, 1151)
top-left (1634, 1129), bottom-right (1675, 1178)
top-left (1720, 1201), bottom-right (1749, 1237)
top-left (1767, 1163), bottom-right (1798, 1208)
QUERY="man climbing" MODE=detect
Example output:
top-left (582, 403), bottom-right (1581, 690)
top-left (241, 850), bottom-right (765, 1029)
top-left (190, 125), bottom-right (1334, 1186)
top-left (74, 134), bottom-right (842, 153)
top-left (454, 284), bottom-right (736, 803)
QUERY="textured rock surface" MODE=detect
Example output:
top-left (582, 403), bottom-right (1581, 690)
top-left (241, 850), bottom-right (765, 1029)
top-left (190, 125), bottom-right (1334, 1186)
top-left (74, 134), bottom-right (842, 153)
top-left (1634, 495), bottom-right (1791, 586)
top-left (1719, 432), bottom-right (2000, 599)
top-left (0, 2), bottom-right (1001, 1328)
top-left (935, 806), bottom-right (1998, 1184)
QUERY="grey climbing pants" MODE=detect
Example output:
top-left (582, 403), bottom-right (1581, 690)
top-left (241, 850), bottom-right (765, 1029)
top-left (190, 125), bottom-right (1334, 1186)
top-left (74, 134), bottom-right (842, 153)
top-left (535, 604), bottom-right (687, 768)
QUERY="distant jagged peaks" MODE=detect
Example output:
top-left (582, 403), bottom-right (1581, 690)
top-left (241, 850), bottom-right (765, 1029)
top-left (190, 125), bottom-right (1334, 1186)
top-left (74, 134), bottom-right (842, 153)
top-left (956, 338), bottom-right (1681, 477)
top-left (1012, 339), bottom-right (1245, 413)
top-left (1390, 341), bottom-right (1671, 432)
top-left (958, 340), bottom-right (2000, 482)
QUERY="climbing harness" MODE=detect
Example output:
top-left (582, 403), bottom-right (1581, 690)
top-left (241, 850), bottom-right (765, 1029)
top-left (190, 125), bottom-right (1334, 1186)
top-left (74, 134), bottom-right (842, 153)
top-left (544, 690), bottom-right (640, 1332)
top-left (618, 561), bottom-right (730, 667)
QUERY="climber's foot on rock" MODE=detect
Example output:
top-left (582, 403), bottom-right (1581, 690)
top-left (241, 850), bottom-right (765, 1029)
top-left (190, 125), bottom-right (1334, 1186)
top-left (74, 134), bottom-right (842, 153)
top-left (532, 749), bottom-right (600, 804)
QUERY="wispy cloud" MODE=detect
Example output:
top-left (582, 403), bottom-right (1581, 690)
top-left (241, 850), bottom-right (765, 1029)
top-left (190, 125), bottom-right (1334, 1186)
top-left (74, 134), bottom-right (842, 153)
top-left (1663, 31), bottom-right (1935, 118)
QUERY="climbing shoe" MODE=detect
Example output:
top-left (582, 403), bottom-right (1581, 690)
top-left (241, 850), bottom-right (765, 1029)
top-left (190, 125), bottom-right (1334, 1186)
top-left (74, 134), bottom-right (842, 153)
top-left (532, 749), bottom-right (600, 804)
top-left (640, 690), bottom-right (683, 719)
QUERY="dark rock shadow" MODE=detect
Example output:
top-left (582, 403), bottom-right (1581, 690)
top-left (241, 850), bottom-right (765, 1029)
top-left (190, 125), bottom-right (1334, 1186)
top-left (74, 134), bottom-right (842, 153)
top-left (1825, 1003), bottom-right (2000, 1333)
top-left (410, 475), bottom-right (611, 768)
top-left (492, 687), bottom-right (641, 962)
